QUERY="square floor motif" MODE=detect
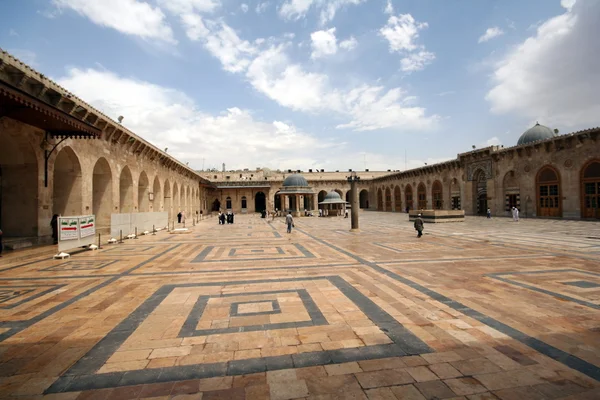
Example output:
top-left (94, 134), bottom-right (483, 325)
top-left (42, 260), bottom-right (119, 271)
top-left (230, 299), bottom-right (281, 317)
top-left (562, 280), bottom-right (600, 289)
top-left (192, 243), bottom-right (314, 262)
top-left (47, 275), bottom-right (431, 393)
top-left (0, 284), bottom-right (65, 309)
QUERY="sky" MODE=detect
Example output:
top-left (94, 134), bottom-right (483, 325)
top-left (0, 0), bottom-right (598, 172)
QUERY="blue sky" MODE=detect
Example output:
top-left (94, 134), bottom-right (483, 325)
top-left (1, 0), bottom-right (597, 171)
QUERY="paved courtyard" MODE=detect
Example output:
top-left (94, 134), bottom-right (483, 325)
top-left (1, 212), bottom-right (600, 399)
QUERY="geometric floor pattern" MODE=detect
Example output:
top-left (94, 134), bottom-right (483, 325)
top-left (0, 212), bottom-right (599, 399)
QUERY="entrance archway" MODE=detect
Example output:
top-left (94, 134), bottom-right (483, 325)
top-left (582, 160), bottom-right (600, 219)
top-left (173, 182), bottom-right (180, 214)
top-left (0, 130), bottom-right (38, 237)
top-left (377, 189), bottom-right (383, 211)
top-left (450, 179), bottom-right (461, 210)
top-left (119, 166), bottom-right (134, 213)
top-left (92, 158), bottom-right (112, 232)
top-left (164, 179), bottom-right (172, 220)
top-left (503, 171), bottom-right (519, 213)
top-left (53, 146), bottom-right (83, 216)
top-left (255, 191), bottom-right (266, 212)
top-left (152, 176), bottom-right (161, 211)
top-left (473, 170), bottom-right (487, 215)
top-left (537, 166), bottom-right (561, 217)
top-left (226, 196), bottom-right (232, 209)
top-left (212, 198), bottom-right (220, 211)
top-left (359, 189), bottom-right (369, 208)
top-left (417, 183), bottom-right (427, 210)
top-left (318, 190), bottom-right (327, 209)
top-left (394, 186), bottom-right (401, 212)
top-left (432, 180), bottom-right (443, 210)
top-left (138, 171), bottom-right (150, 212)
top-left (384, 187), bottom-right (392, 211)
top-left (275, 192), bottom-right (282, 211)
top-left (405, 184), bottom-right (413, 211)
top-left (345, 191), bottom-right (350, 203)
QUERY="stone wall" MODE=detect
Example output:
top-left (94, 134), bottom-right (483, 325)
top-left (0, 117), bottom-right (208, 241)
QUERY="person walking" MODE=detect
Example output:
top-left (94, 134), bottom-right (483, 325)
top-left (200, 210), bottom-right (203, 221)
top-left (177, 211), bottom-right (182, 224)
top-left (181, 210), bottom-right (186, 224)
top-left (514, 207), bottom-right (519, 222)
top-left (414, 213), bottom-right (424, 238)
top-left (51, 214), bottom-right (59, 244)
top-left (286, 211), bottom-right (294, 233)
top-left (486, 208), bottom-right (491, 219)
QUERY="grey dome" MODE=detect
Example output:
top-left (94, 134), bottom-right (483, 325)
top-left (517, 123), bottom-right (557, 145)
top-left (324, 191), bottom-right (342, 201)
top-left (282, 174), bottom-right (308, 187)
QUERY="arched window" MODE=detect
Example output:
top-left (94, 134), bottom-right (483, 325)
top-left (394, 186), bottom-right (401, 212)
top-left (581, 160), bottom-right (600, 219)
top-left (385, 187), bottom-right (392, 211)
top-left (417, 183), bottom-right (427, 210)
top-left (537, 166), bottom-right (561, 217)
top-left (226, 196), bottom-right (232, 209)
top-left (377, 189), bottom-right (383, 211)
top-left (432, 181), bottom-right (443, 210)
top-left (241, 196), bottom-right (247, 209)
top-left (405, 185), bottom-right (413, 211)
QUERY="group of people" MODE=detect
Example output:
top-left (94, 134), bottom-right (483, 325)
top-left (218, 211), bottom-right (235, 224)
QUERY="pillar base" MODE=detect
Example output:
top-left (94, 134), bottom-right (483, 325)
top-left (349, 228), bottom-right (360, 232)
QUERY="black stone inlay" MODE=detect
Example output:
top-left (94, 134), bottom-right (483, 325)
top-left (296, 228), bottom-right (600, 383)
top-left (45, 275), bottom-right (430, 393)
top-left (0, 284), bottom-right (65, 309)
top-left (230, 299), bottom-right (281, 317)
top-left (562, 280), bottom-right (600, 289)
top-left (179, 289), bottom-right (327, 337)
top-left (487, 269), bottom-right (600, 310)
top-left (42, 260), bottom-right (119, 271)
top-left (191, 243), bottom-right (315, 263)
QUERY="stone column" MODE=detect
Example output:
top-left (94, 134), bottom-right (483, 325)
top-left (350, 179), bottom-right (359, 231)
top-left (295, 194), bottom-right (300, 217)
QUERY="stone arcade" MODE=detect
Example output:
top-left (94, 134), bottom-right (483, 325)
top-left (1, 50), bottom-right (599, 248)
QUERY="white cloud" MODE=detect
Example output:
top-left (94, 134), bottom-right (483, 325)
top-left (380, 14), bottom-right (428, 53)
top-left (384, 0), bottom-right (393, 15)
top-left (310, 28), bottom-right (338, 59)
top-left (478, 27), bottom-right (504, 43)
top-left (156, 0), bottom-right (220, 14)
top-left (9, 28), bottom-right (18, 36)
top-left (379, 13), bottom-right (434, 72)
top-left (52, 0), bottom-right (176, 44)
top-left (400, 50), bottom-right (435, 72)
top-left (561, 0), bottom-right (576, 10)
top-left (486, 0), bottom-right (600, 128)
top-left (246, 44), bottom-right (438, 131)
top-left (255, 1), bottom-right (269, 14)
top-left (339, 36), bottom-right (357, 50)
top-left (56, 67), bottom-right (336, 170)
top-left (436, 91), bottom-right (455, 97)
top-left (240, 3), bottom-right (249, 13)
top-left (279, 0), bottom-right (365, 25)
top-left (483, 137), bottom-right (502, 147)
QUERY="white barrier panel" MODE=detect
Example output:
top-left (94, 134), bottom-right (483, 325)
top-left (58, 215), bottom-right (96, 252)
top-left (110, 212), bottom-right (168, 238)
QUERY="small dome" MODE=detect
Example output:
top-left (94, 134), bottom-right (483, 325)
top-left (282, 174), bottom-right (308, 187)
top-left (517, 122), bottom-right (557, 145)
top-left (324, 191), bottom-right (342, 201)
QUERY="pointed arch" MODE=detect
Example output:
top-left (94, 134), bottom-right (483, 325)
top-left (384, 187), bottom-right (392, 211)
top-left (405, 184), bottom-right (413, 211)
top-left (377, 188), bottom-right (383, 211)
top-left (394, 185), bottom-right (401, 211)
top-left (417, 182), bottom-right (427, 210)
top-left (138, 171), bottom-right (150, 212)
top-left (432, 180), bottom-right (443, 210)
top-left (536, 165), bottom-right (561, 217)
top-left (119, 166), bottom-right (134, 213)
top-left (92, 157), bottom-right (113, 231)
top-left (152, 176), bottom-right (161, 211)
top-left (581, 159), bottom-right (600, 219)
top-left (53, 146), bottom-right (83, 216)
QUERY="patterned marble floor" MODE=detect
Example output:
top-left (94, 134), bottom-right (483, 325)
top-left (1, 212), bottom-right (599, 399)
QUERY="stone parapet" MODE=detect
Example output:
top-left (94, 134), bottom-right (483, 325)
top-left (409, 210), bottom-right (465, 223)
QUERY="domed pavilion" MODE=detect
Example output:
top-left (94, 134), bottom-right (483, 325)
top-left (276, 174), bottom-right (315, 216)
top-left (318, 190), bottom-right (349, 217)
top-left (517, 122), bottom-right (557, 146)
